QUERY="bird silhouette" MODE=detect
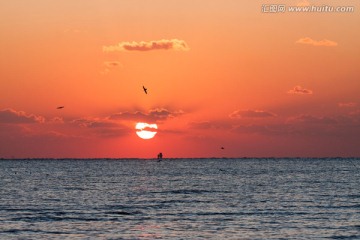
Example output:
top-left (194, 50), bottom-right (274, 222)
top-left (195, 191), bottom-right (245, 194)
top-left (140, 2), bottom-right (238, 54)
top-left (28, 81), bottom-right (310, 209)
top-left (57, 106), bottom-right (64, 109)
top-left (142, 86), bottom-right (148, 94)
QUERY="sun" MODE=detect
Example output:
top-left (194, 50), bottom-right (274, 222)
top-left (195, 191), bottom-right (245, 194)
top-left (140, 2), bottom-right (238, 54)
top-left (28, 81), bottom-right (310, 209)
top-left (135, 122), bottom-right (158, 139)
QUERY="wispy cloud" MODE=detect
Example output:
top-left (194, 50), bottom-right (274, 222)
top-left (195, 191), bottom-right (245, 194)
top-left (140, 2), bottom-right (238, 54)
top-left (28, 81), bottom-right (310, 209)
top-left (63, 28), bottom-right (87, 34)
top-left (109, 108), bottom-right (184, 122)
top-left (288, 114), bottom-right (338, 125)
top-left (229, 109), bottom-right (277, 119)
top-left (49, 117), bottom-right (64, 124)
top-left (72, 118), bottom-right (131, 138)
top-left (232, 113), bottom-right (360, 137)
top-left (188, 121), bottom-right (231, 130)
top-left (103, 39), bottom-right (189, 52)
top-left (101, 61), bottom-right (123, 75)
top-left (149, 108), bottom-right (184, 120)
top-left (286, 114), bottom-right (360, 137)
top-left (104, 61), bottom-right (122, 68)
top-left (287, 86), bottom-right (313, 95)
top-left (112, 108), bottom-right (183, 121)
top-left (296, 37), bottom-right (338, 47)
top-left (0, 108), bottom-right (45, 124)
top-left (233, 124), bottom-right (290, 136)
top-left (338, 102), bottom-right (357, 108)
top-left (109, 111), bottom-right (148, 121)
top-left (72, 118), bottom-right (120, 128)
top-left (349, 110), bottom-right (360, 116)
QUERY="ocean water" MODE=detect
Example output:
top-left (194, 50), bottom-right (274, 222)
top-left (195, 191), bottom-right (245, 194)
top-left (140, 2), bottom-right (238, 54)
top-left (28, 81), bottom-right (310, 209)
top-left (0, 158), bottom-right (359, 239)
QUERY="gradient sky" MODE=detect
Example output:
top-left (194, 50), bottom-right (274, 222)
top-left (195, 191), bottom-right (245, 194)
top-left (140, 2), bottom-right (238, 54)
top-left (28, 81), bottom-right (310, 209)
top-left (1, 0), bottom-right (359, 158)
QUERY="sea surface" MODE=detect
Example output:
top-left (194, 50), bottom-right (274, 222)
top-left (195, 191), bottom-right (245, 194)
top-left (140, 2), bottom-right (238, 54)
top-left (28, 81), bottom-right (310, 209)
top-left (0, 158), bottom-right (359, 239)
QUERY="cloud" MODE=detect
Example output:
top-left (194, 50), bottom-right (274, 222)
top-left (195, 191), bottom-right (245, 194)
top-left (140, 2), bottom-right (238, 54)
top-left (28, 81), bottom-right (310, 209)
top-left (188, 121), bottom-right (215, 130)
top-left (230, 113), bottom-right (360, 139)
top-left (287, 86), bottom-right (313, 95)
top-left (25, 130), bottom-right (71, 140)
top-left (72, 118), bottom-right (120, 128)
top-left (72, 118), bottom-right (131, 138)
top-left (188, 121), bottom-right (232, 130)
top-left (101, 61), bottom-right (123, 75)
top-left (232, 122), bottom-right (305, 137)
top-left (234, 124), bottom-right (280, 135)
top-left (103, 39), bottom-right (189, 52)
top-left (287, 114), bottom-right (360, 138)
top-left (288, 114), bottom-right (338, 125)
top-left (296, 37), bottom-right (338, 47)
top-left (109, 108), bottom-right (184, 122)
top-left (104, 61), bottom-right (122, 68)
top-left (349, 110), bottom-right (360, 116)
top-left (338, 102), bottom-right (357, 108)
top-left (229, 109), bottom-right (277, 119)
top-left (0, 108), bottom-right (45, 124)
top-left (49, 117), bottom-right (64, 124)
top-left (63, 29), bottom-right (87, 34)
top-left (148, 108), bottom-right (184, 120)
top-left (109, 111), bottom-right (148, 121)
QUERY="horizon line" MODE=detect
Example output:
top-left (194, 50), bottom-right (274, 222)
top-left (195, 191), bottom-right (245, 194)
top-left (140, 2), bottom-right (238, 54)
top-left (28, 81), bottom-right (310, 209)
top-left (1, 157), bottom-right (359, 160)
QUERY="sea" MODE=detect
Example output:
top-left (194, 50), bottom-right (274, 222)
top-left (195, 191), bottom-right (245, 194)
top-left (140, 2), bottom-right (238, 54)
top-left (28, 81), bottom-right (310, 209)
top-left (0, 158), bottom-right (359, 239)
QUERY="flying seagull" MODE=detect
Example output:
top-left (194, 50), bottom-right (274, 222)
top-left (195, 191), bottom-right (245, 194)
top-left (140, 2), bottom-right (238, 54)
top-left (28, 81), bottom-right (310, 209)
top-left (142, 86), bottom-right (148, 94)
top-left (56, 106), bottom-right (64, 109)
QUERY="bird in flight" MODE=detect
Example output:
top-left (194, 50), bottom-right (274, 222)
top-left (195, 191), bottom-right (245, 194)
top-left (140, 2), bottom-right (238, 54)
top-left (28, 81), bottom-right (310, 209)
top-left (142, 86), bottom-right (148, 94)
top-left (221, 147), bottom-right (225, 150)
top-left (56, 106), bottom-right (64, 109)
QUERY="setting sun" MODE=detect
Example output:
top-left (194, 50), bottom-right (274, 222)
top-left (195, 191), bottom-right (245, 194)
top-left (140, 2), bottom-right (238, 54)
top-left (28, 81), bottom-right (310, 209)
top-left (135, 122), bottom-right (158, 140)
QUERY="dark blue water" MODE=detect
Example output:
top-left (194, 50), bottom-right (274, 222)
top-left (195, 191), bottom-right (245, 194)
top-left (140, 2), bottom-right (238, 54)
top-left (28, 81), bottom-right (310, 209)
top-left (0, 158), bottom-right (359, 239)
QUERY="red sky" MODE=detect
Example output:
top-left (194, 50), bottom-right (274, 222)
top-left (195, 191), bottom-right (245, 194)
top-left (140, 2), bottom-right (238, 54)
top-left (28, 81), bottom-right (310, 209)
top-left (1, 0), bottom-right (359, 158)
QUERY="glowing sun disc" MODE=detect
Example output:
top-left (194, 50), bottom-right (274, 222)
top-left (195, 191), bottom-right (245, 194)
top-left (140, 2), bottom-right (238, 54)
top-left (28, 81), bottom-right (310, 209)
top-left (135, 122), bottom-right (157, 139)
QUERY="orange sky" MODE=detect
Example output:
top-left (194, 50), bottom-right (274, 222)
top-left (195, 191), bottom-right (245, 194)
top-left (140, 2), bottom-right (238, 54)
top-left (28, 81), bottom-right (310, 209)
top-left (1, 0), bottom-right (359, 158)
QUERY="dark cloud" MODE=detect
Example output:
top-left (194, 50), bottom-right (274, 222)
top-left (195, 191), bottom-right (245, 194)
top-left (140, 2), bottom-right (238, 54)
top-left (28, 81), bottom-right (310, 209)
top-left (288, 114), bottom-right (338, 125)
top-left (287, 86), bottom-right (313, 95)
top-left (229, 109), bottom-right (277, 119)
top-left (188, 121), bottom-right (232, 130)
top-left (292, 114), bottom-right (360, 138)
top-left (338, 102), bottom-right (357, 108)
top-left (103, 39), bottom-right (189, 52)
top-left (109, 108), bottom-right (184, 122)
top-left (92, 128), bottom-right (131, 138)
top-left (0, 108), bottom-right (45, 124)
top-left (350, 110), bottom-right (360, 116)
top-left (24, 130), bottom-right (71, 141)
top-left (109, 111), bottom-right (148, 121)
top-left (149, 108), bottom-right (184, 120)
top-left (232, 113), bottom-right (360, 138)
top-left (72, 118), bottom-right (131, 138)
top-left (188, 121), bottom-right (213, 129)
top-left (72, 118), bottom-right (120, 128)
top-left (233, 124), bottom-right (293, 136)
